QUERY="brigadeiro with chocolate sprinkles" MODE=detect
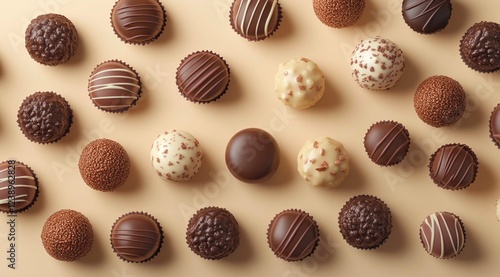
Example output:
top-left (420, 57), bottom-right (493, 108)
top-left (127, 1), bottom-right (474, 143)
top-left (459, 21), bottom-right (500, 73)
top-left (313, 0), bottom-right (366, 28)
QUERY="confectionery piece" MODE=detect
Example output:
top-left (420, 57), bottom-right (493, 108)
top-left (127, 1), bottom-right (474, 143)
top-left (88, 60), bottom-right (141, 112)
top-left (489, 104), bottom-right (500, 148)
top-left (402, 0), bottom-right (452, 34)
top-left (339, 195), bottom-right (392, 249)
top-left (150, 130), bottom-right (203, 182)
top-left (350, 37), bottom-right (405, 90)
top-left (111, 212), bottom-right (163, 263)
top-left (17, 91), bottom-right (73, 144)
top-left (414, 75), bottom-right (465, 127)
top-left (364, 121), bottom-right (410, 166)
top-left (267, 209), bottom-right (319, 261)
top-left (225, 128), bottom-right (280, 183)
top-left (186, 207), bottom-right (239, 260)
top-left (176, 51), bottom-right (230, 103)
top-left (496, 199), bottom-right (500, 221)
top-left (25, 13), bottom-right (79, 66)
top-left (459, 21), bottom-right (500, 73)
top-left (297, 136), bottom-right (349, 188)
top-left (313, 0), bottom-right (365, 28)
top-left (41, 209), bottom-right (94, 261)
top-left (429, 144), bottom-right (478, 190)
top-left (78, 138), bottom-right (130, 192)
top-left (230, 0), bottom-right (282, 41)
top-left (0, 160), bottom-right (38, 213)
top-left (275, 57), bottom-right (325, 109)
top-left (111, 0), bottom-right (167, 45)
top-left (419, 211), bottom-right (465, 259)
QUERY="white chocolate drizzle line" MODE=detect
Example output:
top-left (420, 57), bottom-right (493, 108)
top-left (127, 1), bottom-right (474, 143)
top-left (236, 0), bottom-right (278, 38)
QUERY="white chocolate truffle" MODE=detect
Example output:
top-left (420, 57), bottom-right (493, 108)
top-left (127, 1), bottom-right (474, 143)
top-left (350, 37), bottom-right (405, 90)
top-left (275, 57), bottom-right (325, 109)
top-left (150, 130), bottom-right (203, 182)
top-left (297, 136), bottom-right (349, 188)
top-left (496, 199), bottom-right (500, 221)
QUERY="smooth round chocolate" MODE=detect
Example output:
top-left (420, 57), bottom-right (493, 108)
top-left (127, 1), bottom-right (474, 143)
top-left (459, 21), bottom-right (500, 73)
top-left (402, 0), bottom-right (452, 34)
top-left (88, 60), bottom-right (141, 112)
top-left (489, 104), bottom-right (500, 148)
top-left (313, 0), bottom-right (365, 28)
top-left (225, 128), bottom-right (280, 183)
top-left (364, 121), bottom-right (410, 166)
top-left (267, 209), bottom-right (319, 261)
top-left (419, 211), bottom-right (465, 259)
top-left (111, 212), bottom-right (163, 263)
top-left (230, 0), bottom-right (281, 41)
top-left (429, 144), bottom-right (478, 190)
top-left (176, 51), bottom-right (230, 103)
top-left (0, 160), bottom-right (38, 213)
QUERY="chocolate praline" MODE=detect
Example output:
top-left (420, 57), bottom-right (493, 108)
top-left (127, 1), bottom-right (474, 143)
top-left (429, 144), bottom-right (478, 190)
top-left (419, 211), bottom-right (465, 259)
top-left (364, 121), bottom-right (410, 166)
top-left (489, 104), bottom-right (500, 148)
top-left (459, 21), bottom-right (500, 73)
top-left (313, 0), bottom-right (366, 28)
top-left (402, 0), bottom-right (452, 34)
top-left (230, 0), bottom-right (282, 41)
top-left (0, 160), bottom-right (39, 213)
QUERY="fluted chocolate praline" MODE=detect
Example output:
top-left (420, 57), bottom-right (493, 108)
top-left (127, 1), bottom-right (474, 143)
top-left (402, 0), bottom-right (452, 34)
top-left (459, 21), bottom-right (500, 73)
top-left (419, 211), bottom-right (465, 259)
top-left (489, 104), bottom-right (500, 148)
top-left (364, 121), bottom-right (410, 166)
top-left (230, 0), bottom-right (282, 41)
top-left (429, 144), bottom-right (478, 190)
top-left (0, 160), bottom-right (38, 213)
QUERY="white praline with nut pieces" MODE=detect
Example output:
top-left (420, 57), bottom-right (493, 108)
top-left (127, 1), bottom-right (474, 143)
top-left (275, 57), bottom-right (325, 109)
top-left (150, 130), bottom-right (203, 182)
top-left (297, 136), bottom-right (350, 188)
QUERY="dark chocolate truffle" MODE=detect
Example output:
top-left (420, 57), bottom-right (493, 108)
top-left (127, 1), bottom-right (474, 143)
top-left (402, 0), bottom-right (452, 34)
top-left (111, 0), bottom-right (167, 45)
top-left (111, 212), bottom-right (163, 263)
top-left (489, 104), bottom-right (500, 148)
top-left (338, 195), bottom-right (392, 249)
top-left (230, 0), bottom-right (282, 41)
top-left (313, 0), bottom-right (365, 28)
top-left (186, 207), bottom-right (239, 260)
top-left (364, 121), bottom-right (410, 166)
top-left (225, 128), bottom-right (280, 183)
top-left (88, 60), bottom-right (142, 112)
top-left (0, 160), bottom-right (38, 213)
top-left (414, 75), bottom-right (466, 127)
top-left (429, 144), bottom-right (478, 190)
top-left (78, 138), bottom-right (130, 192)
top-left (176, 51), bottom-right (230, 103)
top-left (17, 91), bottom-right (73, 144)
top-left (419, 211), bottom-right (465, 259)
top-left (25, 13), bottom-right (78, 66)
top-left (267, 209), bottom-right (320, 261)
top-left (459, 21), bottom-right (500, 73)
top-left (41, 209), bottom-right (94, 261)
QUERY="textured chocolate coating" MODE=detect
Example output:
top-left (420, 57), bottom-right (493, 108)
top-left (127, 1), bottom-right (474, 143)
top-left (17, 92), bottom-right (73, 144)
top-left (186, 207), bottom-right (239, 260)
top-left (111, 212), bottom-right (163, 263)
top-left (402, 0), bottom-right (452, 34)
top-left (339, 195), bottom-right (392, 249)
top-left (364, 121), bottom-right (410, 166)
top-left (41, 209), bottom-right (94, 261)
top-left (429, 144), bottom-right (478, 190)
top-left (88, 60), bottom-right (141, 112)
top-left (419, 212), bottom-right (465, 259)
top-left (414, 75), bottom-right (466, 127)
top-left (78, 138), bottom-right (130, 192)
top-left (267, 209), bottom-right (319, 261)
top-left (0, 160), bottom-right (38, 213)
top-left (489, 104), bottom-right (500, 148)
top-left (176, 51), bottom-right (230, 103)
top-left (25, 13), bottom-right (79, 66)
top-left (459, 21), bottom-right (500, 73)
top-left (225, 128), bottom-right (280, 183)
top-left (313, 0), bottom-right (365, 28)
top-left (230, 0), bottom-right (281, 41)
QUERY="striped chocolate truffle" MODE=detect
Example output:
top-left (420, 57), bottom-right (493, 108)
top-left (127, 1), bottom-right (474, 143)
top-left (364, 121), bottom-right (410, 166)
top-left (230, 0), bottom-right (282, 41)
top-left (419, 211), bottom-right (465, 259)
top-left (402, 0), bottom-right (452, 34)
top-left (0, 160), bottom-right (38, 213)
top-left (429, 144), bottom-right (478, 190)
top-left (88, 60), bottom-right (141, 112)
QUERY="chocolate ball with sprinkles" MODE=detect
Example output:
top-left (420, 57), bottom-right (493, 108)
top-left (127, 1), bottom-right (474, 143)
top-left (0, 160), bottom-right (39, 213)
top-left (229, 0), bottom-right (282, 41)
top-left (313, 0), bottom-right (366, 28)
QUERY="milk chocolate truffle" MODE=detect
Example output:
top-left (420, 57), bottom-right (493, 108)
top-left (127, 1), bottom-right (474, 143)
top-left (429, 144), bottom-right (478, 190)
top-left (111, 212), bottom-right (163, 263)
top-left (459, 21), bottom-right (500, 73)
top-left (490, 104), bottom-right (500, 148)
top-left (414, 75), bottom-right (466, 127)
top-left (419, 211), bottom-right (465, 259)
top-left (41, 209), bottom-right (94, 261)
top-left (88, 60), bottom-right (141, 112)
top-left (339, 195), bottom-right (392, 249)
top-left (402, 0), bottom-right (452, 34)
top-left (186, 207), bottom-right (239, 260)
top-left (351, 37), bottom-right (405, 90)
top-left (111, 0), bottom-right (167, 45)
top-left (17, 91), bottom-right (73, 144)
top-left (225, 128), bottom-right (280, 183)
top-left (230, 0), bottom-right (282, 41)
top-left (275, 57), bottom-right (325, 109)
top-left (313, 0), bottom-right (365, 28)
top-left (176, 51), bottom-right (230, 103)
top-left (78, 138), bottom-right (130, 192)
top-left (267, 209), bottom-right (319, 261)
top-left (364, 121), bottom-right (410, 166)
top-left (25, 13), bottom-right (78, 66)
top-left (150, 130), bottom-right (203, 182)
top-left (0, 160), bottom-right (38, 213)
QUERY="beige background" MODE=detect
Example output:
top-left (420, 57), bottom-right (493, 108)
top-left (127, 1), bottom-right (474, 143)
top-left (0, 0), bottom-right (499, 276)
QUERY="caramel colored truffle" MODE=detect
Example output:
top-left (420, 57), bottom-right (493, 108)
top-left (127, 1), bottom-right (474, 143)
top-left (313, 0), bottom-right (365, 28)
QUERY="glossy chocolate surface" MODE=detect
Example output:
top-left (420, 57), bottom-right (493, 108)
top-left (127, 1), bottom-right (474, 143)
top-left (364, 121), bottom-right (410, 166)
top-left (430, 144), bottom-right (477, 190)
top-left (0, 160), bottom-right (38, 213)
top-left (402, 0), bottom-right (452, 34)
top-left (419, 211), bottom-right (465, 259)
